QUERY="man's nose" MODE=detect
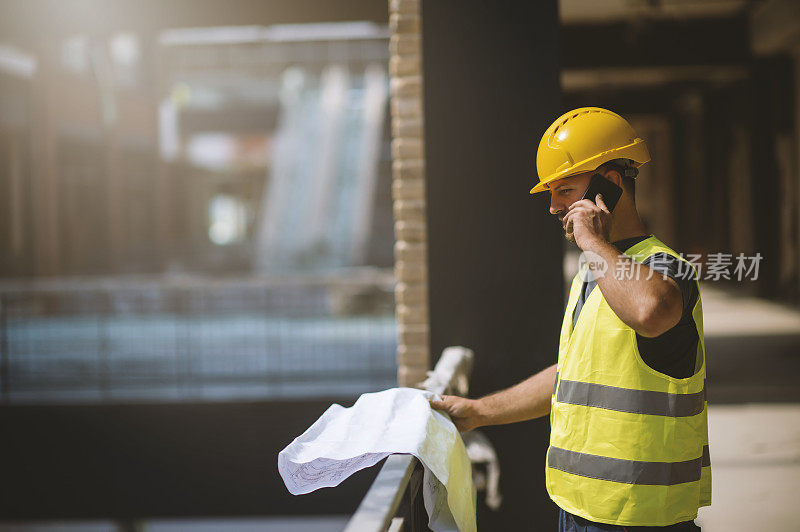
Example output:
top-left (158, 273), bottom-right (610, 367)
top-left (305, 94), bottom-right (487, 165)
top-left (549, 196), bottom-right (561, 215)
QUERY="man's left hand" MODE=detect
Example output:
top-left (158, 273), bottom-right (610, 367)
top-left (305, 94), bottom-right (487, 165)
top-left (562, 194), bottom-right (612, 251)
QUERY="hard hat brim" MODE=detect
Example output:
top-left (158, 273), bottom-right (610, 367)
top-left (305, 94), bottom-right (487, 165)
top-left (530, 138), bottom-right (650, 194)
top-left (530, 181), bottom-right (550, 194)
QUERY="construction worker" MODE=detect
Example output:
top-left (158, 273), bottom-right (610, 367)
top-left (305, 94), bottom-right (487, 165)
top-left (431, 107), bottom-right (709, 531)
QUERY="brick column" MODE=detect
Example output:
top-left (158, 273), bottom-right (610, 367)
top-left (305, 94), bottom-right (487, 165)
top-left (389, 0), bottom-right (429, 387)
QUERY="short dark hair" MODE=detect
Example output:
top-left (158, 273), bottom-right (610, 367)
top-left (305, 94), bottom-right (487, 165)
top-left (598, 158), bottom-right (636, 198)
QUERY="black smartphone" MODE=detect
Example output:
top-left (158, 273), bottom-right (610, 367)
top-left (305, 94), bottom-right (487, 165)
top-left (581, 173), bottom-right (623, 212)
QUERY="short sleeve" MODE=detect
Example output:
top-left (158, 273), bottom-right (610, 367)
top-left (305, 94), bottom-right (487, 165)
top-left (641, 252), bottom-right (698, 315)
top-left (636, 252), bottom-right (700, 378)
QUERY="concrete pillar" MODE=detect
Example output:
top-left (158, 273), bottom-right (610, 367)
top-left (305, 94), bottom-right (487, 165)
top-left (749, 57), bottom-right (788, 297)
top-left (629, 116), bottom-right (676, 245)
top-left (421, 1), bottom-right (562, 528)
top-left (151, 36), bottom-right (172, 271)
top-left (794, 49), bottom-right (800, 300)
top-left (676, 91), bottom-right (706, 254)
top-left (30, 39), bottom-right (61, 276)
top-left (105, 121), bottom-right (123, 273)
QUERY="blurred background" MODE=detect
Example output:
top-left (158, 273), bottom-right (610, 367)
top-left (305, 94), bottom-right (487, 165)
top-left (0, 0), bottom-right (799, 530)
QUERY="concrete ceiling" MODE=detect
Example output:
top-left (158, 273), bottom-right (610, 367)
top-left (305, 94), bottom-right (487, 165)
top-left (560, 0), bottom-right (749, 24)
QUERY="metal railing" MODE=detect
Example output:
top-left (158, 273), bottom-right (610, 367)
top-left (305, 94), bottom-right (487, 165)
top-left (343, 346), bottom-right (474, 532)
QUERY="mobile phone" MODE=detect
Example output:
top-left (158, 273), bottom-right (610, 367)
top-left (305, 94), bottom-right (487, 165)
top-left (581, 173), bottom-right (623, 212)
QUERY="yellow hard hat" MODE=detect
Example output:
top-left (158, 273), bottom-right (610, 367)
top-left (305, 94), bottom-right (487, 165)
top-left (530, 107), bottom-right (650, 194)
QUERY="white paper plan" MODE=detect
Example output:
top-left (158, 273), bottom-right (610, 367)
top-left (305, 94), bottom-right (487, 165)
top-left (278, 387), bottom-right (477, 532)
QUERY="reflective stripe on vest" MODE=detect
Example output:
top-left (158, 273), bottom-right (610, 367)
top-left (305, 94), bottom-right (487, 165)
top-left (556, 378), bottom-right (705, 417)
top-left (548, 445), bottom-right (711, 486)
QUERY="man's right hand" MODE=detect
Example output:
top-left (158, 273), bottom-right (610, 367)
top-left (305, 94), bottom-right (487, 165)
top-left (429, 395), bottom-right (484, 432)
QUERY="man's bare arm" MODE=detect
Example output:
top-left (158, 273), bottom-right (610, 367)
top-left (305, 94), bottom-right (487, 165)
top-left (563, 194), bottom-right (683, 338)
top-left (429, 363), bottom-right (556, 432)
top-left (584, 238), bottom-right (682, 337)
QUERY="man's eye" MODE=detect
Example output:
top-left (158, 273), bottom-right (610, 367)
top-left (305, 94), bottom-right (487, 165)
top-left (559, 189), bottom-right (572, 195)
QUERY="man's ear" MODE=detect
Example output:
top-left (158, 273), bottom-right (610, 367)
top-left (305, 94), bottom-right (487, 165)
top-left (602, 169), bottom-right (623, 188)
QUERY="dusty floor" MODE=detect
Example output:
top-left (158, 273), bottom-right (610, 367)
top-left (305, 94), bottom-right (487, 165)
top-left (695, 286), bottom-right (800, 532)
top-left (697, 404), bottom-right (800, 531)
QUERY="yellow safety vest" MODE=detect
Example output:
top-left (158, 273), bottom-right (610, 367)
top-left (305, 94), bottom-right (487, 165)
top-left (546, 236), bottom-right (711, 526)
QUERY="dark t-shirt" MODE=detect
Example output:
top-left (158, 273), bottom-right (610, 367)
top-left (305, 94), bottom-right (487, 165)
top-left (571, 235), bottom-right (699, 379)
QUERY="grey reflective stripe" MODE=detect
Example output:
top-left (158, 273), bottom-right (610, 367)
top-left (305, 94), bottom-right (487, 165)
top-left (702, 445), bottom-right (711, 467)
top-left (548, 446), bottom-right (703, 486)
top-left (556, 379), bottom-right (705, 417)
top-left (553, 372), bottom-right (559, 396)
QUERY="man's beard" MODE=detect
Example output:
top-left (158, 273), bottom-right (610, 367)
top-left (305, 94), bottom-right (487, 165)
top-left (557, 214), bottom-right (575, 243)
